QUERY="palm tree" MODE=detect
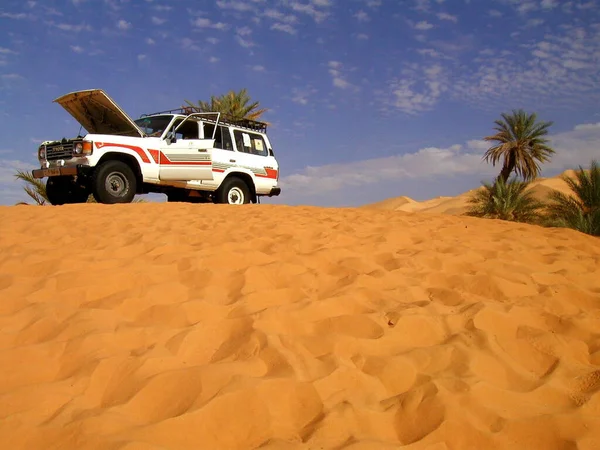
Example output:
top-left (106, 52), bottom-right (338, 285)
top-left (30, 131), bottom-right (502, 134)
top-left (465, 177), bottom-right (545, 224)
top-left (14, 169), bottom-right (48, 205)
top-left (545, 160), bottom-right (600, 236)
top-left (483, 109), bottom-right (555, 184)
top-left (184, 88), bottom-right (268, 123)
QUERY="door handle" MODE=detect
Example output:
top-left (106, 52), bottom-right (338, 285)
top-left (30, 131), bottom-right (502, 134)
top-left (230, 159), bottom-right (236, 163)
top-left (198, 149), bottom-right (206, 152)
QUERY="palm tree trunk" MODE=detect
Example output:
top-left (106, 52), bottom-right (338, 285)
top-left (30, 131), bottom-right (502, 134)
top-left (498, 154), bottom-right (516, 184)
top-left (498, 165), bottom-right (513, 184)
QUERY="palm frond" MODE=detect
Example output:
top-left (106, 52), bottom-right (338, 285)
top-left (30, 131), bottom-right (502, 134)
top-left (183, 88), bottom-right (269, 124)
top-left (545, 160), bottom-right (600, 236)
top-left (482, 109), bottom-right (555, 183)
top-left (14, 169), bottom-right (48, 205)
top-left (465, 177), bottom-right (545, 224)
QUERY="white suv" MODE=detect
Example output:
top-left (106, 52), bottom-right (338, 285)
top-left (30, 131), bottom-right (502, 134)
top-left (32, 89), bottom-right (281, 205)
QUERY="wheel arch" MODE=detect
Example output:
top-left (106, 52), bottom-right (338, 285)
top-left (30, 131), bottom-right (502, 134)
top-left (221, 170), bottom-right (257, 203)
top-left (97, 152), bottom-right (143, 194)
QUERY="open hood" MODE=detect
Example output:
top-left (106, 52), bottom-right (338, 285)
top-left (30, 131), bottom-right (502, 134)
top-left (54, 89), bottom-right (146, 137)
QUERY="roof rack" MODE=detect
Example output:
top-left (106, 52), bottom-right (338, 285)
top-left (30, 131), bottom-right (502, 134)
top-left (139, 106), bottom-right (268, 133)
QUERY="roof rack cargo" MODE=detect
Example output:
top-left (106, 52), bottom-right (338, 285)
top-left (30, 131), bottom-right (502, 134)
top-left (139, 106), bottom-right (268, 133)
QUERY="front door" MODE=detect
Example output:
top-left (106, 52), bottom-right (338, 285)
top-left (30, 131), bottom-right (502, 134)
top-left (158, 118), bottom-right (214, 181)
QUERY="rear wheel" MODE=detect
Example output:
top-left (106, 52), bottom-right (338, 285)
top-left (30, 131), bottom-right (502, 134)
top-left (46, 176), bottom-right (90, 205)
top-left (216, 177), bottom-right (250, 204)
top-left (92, 160), bottom-right (137, 204)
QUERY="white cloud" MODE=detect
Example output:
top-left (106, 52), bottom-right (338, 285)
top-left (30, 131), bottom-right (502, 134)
top-left (541, 0), bottom-right (559, 8)
top-left (193, 17), bottom-right (228, 30)
top-left (414, 21), bottom-right (434, 30)
top-left (49, 22), bottom-right (90, 32)
top-left (263, 9), bottom-right (297, 23)
top-left (137, 54), bottom-right (146, 61)
top-left (117, 19), bottom-right (131, 30)
top-left (146, 37), bottom-right (155, 44)
top-left (251, 65), bottom-right (265, 71)
top-left (236, 35), bottom-right (254, 48)
top-left (278, 122), bottom-right (600, 198)
top-left (437, 12), bottom-right (457, 22)
top-left (151, 16), bottom-right (165, 25)
top-left (290, 86), bottom-right (317, 105)
top-left (236, 26), bottom-right (252, 36)
top-left (286, 0), bottom-right (331, 23)
top-left (355, 10), bottom-right (369, 21)
top-left (328, 60), bottom-right (356, 90)
top-left (70, 45), bottom-right (84, 53)
top-left (0, 12), bottom-right (28, 19)
top-left (381, 62), bottom-right (447, 114)
top-left (271, 23), bottom-right (296, 34)
top-left (181, 38), bottom-right (201, 51)
top-left (209, 56), bottom-right (219, 63)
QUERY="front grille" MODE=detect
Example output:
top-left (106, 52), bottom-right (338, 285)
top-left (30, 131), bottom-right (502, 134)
top-left (46, 142), bottom-right (74, 161)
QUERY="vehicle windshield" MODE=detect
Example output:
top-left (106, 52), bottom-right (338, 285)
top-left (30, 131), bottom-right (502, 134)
top-left (134, 115), bottom-right (174, 137)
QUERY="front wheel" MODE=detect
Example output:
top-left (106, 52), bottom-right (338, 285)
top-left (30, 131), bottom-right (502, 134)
top-left (46, 176), bottom-right (90, 205)
top-left (92, 160), bottom-right (137, 204)
top-left (216, 177), bottom-right (251, 204)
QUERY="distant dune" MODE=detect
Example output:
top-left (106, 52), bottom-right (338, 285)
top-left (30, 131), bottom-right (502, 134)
top-left (364, 169), bottom-right (578, 216)
top-left (1, 201), bottom-right (600, 449)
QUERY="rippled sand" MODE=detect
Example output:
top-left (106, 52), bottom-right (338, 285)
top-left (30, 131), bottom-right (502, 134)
top-left (0, 203), bottom-right (599, 449)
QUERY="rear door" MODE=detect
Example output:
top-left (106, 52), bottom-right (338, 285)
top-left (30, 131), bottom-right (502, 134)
top-left (232, 129), bottom-right (278, 192)
top-left (158, 118), bottom-right (214, 181)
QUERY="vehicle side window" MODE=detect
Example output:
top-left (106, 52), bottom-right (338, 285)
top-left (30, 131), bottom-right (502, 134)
top-left (233, 130), bottom-right (268, 157)
top-left (204, 124), bottom-right (234, 150)
top-left (172, 119), bottom-right (199, 140)
top-left (217, 126), bottom-right (234, 151)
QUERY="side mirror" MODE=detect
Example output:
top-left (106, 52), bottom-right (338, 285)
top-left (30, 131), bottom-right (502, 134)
top-left (165, 132), bottom-right (177, 144)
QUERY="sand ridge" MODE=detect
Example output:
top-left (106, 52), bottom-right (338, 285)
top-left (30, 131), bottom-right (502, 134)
top-left (0, 203), bottom-right (599, 449)
top-left (365, 169), bottom-right (579, 216)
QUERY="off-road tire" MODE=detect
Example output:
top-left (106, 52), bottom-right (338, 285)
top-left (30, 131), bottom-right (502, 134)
top-left (92, 160), bottom-right (137, 204)
top-left (216, 177), bottom-right (251, 204)
top-left (46, 176), bottom-right (90, 205)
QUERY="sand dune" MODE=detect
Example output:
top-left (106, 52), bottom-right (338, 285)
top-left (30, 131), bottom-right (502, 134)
top-left (1, 202), bottom-right (599, 449)
top-left (365, 170), bottom-right (577, 216)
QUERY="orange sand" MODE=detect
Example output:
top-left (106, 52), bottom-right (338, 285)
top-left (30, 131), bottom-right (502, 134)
top-left (0, 202), bottom-right (599, 449)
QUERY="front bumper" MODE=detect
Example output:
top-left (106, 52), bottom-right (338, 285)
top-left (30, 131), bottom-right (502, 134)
top-left (268, 186), bottom-right (281, 197)
top-left (32, 165), bottom-right (79, 179)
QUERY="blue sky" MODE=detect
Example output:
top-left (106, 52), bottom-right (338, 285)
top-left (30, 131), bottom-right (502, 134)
top-left (1, 0), bottom-right (599, 206)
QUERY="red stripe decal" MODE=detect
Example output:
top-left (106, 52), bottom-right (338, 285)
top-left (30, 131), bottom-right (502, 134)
top-left (148, 149), bottom-right (160, 164)
top-left (95, 142), bottom-right (150, 163)
top-left (257, 168), bottom-right (278, 179)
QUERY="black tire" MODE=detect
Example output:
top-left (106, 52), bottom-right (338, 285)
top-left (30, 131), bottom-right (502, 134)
top-left (46, 176), bottom-right (90, 205)
top-left (92, 160), bottom-right (137, 204)
top-left (216, 177), bottom-right (251, 204)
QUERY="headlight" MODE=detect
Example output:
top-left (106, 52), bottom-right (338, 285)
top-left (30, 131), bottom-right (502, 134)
top-left (38, 146), bottom-right (46, 160)
top-left (73, 140), bottom-right (93, 156)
